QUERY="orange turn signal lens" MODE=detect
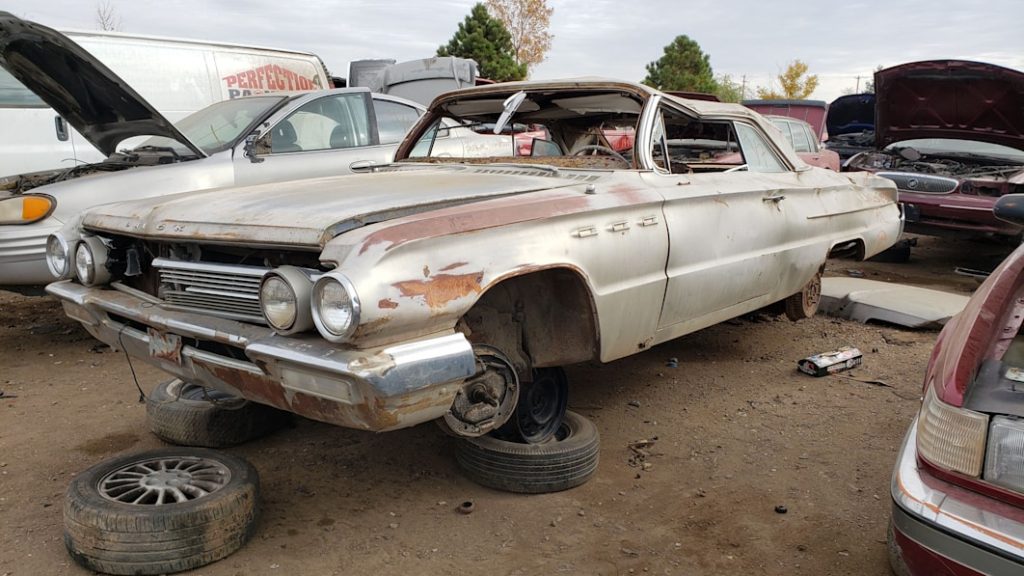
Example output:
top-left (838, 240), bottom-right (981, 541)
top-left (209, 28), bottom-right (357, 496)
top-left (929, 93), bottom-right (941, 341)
top-left (22, 196), bottom-right (53, 221)
top-left (0, 195), bottom-right (54, 224)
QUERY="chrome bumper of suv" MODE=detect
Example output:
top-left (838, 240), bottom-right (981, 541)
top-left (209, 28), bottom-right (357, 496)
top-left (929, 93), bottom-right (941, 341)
top-left (47, 280), bottom-right (477, 431)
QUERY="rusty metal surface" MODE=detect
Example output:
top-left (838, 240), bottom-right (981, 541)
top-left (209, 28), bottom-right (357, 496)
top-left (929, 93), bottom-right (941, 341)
top-left (46, 280), bottom-right (475, 431)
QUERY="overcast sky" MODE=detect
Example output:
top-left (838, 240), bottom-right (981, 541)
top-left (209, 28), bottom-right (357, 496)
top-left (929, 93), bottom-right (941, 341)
top-left (6, 0), bottom-right (1023, 101)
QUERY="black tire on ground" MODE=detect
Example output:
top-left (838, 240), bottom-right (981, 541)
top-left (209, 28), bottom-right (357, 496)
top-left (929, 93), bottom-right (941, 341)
top-left (64, 448), bottom-right (260, 575)
top-left (146, 379), bottom-right (289, 448)
top-left (870, 240), bottom-right (913, 263)
top-left (455, 410), bottom-right (600, 493)
top-left (785, 272), bottom-right (822, 321)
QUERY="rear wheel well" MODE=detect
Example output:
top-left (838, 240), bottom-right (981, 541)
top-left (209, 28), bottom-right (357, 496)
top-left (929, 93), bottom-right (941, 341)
top-left (828, 238), bottom-right (865, 260)
top-left (458, 268), bottom-right (599, 376)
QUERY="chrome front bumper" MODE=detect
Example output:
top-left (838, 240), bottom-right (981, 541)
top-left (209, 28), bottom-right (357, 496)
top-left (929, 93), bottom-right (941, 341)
top-left (890, 418), bottom-right (1024, 574)
top-left (47, 280), bottom-right (477, 431)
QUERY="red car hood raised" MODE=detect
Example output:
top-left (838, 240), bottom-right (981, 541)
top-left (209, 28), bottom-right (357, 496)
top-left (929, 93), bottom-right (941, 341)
top-left (874, 60), bottom-right (1024, 151)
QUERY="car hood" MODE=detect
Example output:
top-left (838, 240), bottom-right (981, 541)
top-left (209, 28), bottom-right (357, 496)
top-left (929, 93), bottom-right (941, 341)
top-left (0, 12), bottom-right (205, 158)
top-left (874, 60), bottom-right (1024, 150)
top-left (826, 93), bottom-right (875, 137)
top-left (81, 165), bottom-right (582, 247)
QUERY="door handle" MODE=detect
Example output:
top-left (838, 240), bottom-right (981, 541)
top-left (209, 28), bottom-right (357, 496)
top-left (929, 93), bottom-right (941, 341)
top-left (763, 193), bottom-right (786, 203)
top-left (349, 160), bottom-right (378, 171)
top-left (54, 116), bottom-right (68, 141)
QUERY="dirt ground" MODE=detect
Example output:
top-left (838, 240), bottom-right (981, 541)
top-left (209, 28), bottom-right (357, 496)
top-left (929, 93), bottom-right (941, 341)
top-left (0, 235), bottom-right (1015, 576)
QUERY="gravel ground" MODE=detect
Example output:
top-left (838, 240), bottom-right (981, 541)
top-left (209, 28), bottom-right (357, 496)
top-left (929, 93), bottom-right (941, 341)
top-left (0, 234), bottom-right (1012, 575)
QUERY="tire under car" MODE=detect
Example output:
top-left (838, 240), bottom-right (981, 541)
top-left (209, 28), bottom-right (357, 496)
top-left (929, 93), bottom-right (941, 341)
top-left (146, 379), bottom-right (289, 448)
top-left (455, 410), bottom-right (600, 493)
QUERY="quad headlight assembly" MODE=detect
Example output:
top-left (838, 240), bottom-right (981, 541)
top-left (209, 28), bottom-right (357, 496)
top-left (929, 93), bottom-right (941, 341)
top-left (259, 266), bottom-right (316, 335)
top-left (311, 272), bottom-right (361, 342)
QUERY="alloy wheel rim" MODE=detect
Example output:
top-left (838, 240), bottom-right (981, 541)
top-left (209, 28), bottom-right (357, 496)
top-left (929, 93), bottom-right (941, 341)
top-left (98, 456), bottom-right (231, 505)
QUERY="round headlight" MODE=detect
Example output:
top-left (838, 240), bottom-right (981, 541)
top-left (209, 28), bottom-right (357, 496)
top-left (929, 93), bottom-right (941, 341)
top-left (259, 266), bottom-right (315, 334)
top-left (75, 242), bottom-right (95, 284)
top-left (45, 234), bottom-right (70, 279)
top-left (312, 273), bottom-right (360, 342)
top-left (73, 236), bottom-right (111, 286)
top-left (261, 276), bottom-right (298, 330)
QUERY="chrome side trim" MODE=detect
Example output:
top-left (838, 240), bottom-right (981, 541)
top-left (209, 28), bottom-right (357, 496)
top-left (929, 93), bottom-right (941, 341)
top-left (891, 419), bottom-right (1024, 566)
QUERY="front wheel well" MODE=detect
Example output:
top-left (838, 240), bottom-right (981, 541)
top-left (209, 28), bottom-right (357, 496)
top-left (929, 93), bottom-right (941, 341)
top-left (458, 268), bottom-right (600, 375)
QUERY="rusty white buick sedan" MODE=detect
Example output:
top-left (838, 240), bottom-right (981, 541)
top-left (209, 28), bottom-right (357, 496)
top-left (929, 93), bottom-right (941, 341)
top-left (46, 78), bottom-right (901, 492)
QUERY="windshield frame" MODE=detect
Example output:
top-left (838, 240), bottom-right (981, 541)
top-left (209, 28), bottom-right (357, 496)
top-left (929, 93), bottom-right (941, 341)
top-left (136, 94), bottom-right (292, 156)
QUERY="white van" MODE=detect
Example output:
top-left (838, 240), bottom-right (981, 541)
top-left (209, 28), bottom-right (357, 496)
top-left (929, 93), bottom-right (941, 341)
top-left (0, 20), bottom-right (331, 177)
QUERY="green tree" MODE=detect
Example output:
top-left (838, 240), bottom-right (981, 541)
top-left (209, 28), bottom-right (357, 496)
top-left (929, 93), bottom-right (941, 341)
top-left (756, 60), bottom-right (819, 99)
top-left (642, 35), bottom-right (717, 93)
top-left (713, 74), bottom-right (744, 103)
top-left (438, 3), bottom-right (526, 82)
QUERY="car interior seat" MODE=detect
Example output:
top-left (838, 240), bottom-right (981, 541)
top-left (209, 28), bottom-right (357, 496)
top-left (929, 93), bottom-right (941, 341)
top-left (330, 125), bottom-right (355, 149)
top-left (271, 120), bottom-right (302, 153)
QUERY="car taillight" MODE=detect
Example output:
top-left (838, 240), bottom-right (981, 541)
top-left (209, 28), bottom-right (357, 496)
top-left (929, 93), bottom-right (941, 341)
top-left (984, 416), bottom-right (1024, 492)
top-left (916, 382), bottom-right (989, 477)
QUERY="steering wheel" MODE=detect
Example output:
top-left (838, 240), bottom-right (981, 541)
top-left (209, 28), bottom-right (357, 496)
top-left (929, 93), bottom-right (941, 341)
top-left (572, 145), bottom-right (630, 166)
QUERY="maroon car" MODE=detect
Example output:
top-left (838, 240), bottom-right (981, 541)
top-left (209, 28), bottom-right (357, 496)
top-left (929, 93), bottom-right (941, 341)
top-left (848, 60), bottom-right (1024, 238)
top-left (888, 194), bottom-right (1024, 575)
top-left (743, 99), bottom-right (828, 140)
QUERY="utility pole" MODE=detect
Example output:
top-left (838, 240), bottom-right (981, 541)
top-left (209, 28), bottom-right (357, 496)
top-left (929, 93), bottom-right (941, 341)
top-left (855, 75), bottom-right (862, 92)
top-left (740, 75), bottom-right (747, 100)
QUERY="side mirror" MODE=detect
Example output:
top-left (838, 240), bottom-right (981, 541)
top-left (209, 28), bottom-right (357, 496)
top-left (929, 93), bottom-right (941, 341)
top-left (993, 194), bottom-right (1024, 226)
top-left (243, 134), bottom-right (265, 164)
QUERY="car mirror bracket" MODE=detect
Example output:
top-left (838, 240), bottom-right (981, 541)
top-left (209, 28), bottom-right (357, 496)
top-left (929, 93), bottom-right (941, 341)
top-left (244, 134), bottom-right (265, 163)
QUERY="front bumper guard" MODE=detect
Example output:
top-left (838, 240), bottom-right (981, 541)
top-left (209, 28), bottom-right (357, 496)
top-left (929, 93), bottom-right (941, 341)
top-left (46, 280), bottom-right (477, 432)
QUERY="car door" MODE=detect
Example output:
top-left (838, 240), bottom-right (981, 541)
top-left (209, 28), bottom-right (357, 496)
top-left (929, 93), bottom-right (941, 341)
top-left (644, 102), bottom-right (814, 340)
top-left (231, 92), bottom-right (400, 187)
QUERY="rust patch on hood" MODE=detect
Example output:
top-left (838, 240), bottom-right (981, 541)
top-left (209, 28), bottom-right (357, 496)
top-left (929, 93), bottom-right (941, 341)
top-left (394, 272), bottom-right (484, 309)
top-left (378, 298), bottom-right (399, 309)
top-left (441, 261), bottom-right (469, 272)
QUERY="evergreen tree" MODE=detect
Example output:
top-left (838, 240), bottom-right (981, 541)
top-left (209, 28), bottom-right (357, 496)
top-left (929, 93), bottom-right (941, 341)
top-left (642, 35), bottom-right (717, 94)
top-left (438, 3), bottom-right (527, 82)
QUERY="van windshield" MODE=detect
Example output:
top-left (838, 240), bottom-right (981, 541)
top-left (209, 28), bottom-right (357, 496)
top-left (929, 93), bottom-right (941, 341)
top-left (137, 95), bottom-right (288, 155)
top-left (0, 68), bottom-right (45, 107)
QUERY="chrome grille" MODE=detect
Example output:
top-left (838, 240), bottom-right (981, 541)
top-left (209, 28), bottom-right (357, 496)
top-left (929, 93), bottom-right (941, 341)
top-left (153, 258), bottom-right (268, 322)
top-left (877, 172), bottom-right (959, 195)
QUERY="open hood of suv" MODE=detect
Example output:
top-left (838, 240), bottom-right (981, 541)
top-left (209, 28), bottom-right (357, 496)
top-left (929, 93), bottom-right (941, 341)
top-left (0, 12), bottom-right (206, 158)
top-left (874, 60), bottom-right (1024, 150)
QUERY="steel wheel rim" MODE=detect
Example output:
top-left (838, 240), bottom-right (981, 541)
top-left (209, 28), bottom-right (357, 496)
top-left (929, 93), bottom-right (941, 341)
top-left (98, 456), bottom-right (231, 505)
top-left (516, 369), bottom-right (568, 444)
top-left (805, 276), bottom-right (822, 311)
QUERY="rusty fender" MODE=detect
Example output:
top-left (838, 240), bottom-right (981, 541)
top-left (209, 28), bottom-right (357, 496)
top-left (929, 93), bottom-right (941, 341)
top-left (45, 280), bottom-right (477, 431)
